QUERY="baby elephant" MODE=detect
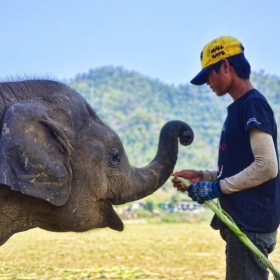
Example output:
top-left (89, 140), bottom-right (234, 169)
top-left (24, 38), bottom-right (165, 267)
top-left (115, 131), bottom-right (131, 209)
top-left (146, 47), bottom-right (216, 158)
top-left (0, 80), bottom-right (194, 246)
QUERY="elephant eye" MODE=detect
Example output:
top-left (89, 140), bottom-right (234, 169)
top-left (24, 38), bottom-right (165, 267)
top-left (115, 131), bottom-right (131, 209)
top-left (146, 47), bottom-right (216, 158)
top-left (108, 147), bottom-right (121, 167)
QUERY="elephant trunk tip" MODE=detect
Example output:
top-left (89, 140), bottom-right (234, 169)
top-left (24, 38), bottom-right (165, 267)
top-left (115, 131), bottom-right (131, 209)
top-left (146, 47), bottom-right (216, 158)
top-left (179, 122), bottom-right (194, 146)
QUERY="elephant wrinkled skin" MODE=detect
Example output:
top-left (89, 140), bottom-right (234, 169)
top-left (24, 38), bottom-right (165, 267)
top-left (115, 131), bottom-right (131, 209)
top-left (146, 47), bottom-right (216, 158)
top-left (0, 80), bottom-right (194, 246)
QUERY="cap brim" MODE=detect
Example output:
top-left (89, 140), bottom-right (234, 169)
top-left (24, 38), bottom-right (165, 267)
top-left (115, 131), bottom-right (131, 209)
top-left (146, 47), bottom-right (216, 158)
top-left (190, 64), bottom-right (213, 85)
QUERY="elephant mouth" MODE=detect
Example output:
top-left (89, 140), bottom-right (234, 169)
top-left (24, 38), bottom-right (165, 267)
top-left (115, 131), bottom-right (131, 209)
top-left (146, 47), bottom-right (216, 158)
top-left (109, 211), bottom-right (124, 232)
top-left (101, 200), bottom-right (124, 232)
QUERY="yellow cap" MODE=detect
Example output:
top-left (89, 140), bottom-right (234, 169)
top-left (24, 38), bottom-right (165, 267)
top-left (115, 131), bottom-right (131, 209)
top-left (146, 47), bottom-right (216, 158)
top-left (191, 36), bottom-right (244, 85)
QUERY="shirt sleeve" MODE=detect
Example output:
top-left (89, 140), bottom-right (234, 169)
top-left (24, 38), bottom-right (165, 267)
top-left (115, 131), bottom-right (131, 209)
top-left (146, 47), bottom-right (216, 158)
top-left (201, 170), bottom-right (218, 181)
top-left (241, 97), bottom-right (275, 135)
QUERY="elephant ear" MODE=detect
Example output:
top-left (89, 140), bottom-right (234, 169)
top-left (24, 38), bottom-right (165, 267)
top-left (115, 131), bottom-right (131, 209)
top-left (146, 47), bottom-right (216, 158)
top-left (0, 98), bottom-right (72, 206)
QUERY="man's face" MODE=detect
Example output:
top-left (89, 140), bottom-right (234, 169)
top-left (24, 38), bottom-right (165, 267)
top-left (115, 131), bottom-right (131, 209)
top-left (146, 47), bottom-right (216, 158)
top-left (206, 60), bottom-right (231, 96)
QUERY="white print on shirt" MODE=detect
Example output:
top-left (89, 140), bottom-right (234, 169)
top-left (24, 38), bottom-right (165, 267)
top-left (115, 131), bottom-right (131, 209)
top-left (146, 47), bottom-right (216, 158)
top-left (217, 165), bottom-right (224, 179)
top-left (247, 117), bottom-right (261, 126)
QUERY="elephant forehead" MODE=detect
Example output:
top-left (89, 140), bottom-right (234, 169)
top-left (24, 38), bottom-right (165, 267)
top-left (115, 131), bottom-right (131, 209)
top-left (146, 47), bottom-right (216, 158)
top-left (78, 120), bottom-right (122, 144)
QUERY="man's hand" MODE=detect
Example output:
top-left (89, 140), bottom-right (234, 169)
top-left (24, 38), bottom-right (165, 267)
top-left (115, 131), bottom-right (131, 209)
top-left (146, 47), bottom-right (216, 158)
top-left (187, 181), bottom-right (222, 204)
top-left (171, 170), bottom-right (204, 192)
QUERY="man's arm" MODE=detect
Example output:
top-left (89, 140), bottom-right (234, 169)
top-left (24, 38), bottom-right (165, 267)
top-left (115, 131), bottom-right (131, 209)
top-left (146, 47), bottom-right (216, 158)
top-left (220, 127), bottom-right (279, 194)
top-left (201, 170), bottom-right (218, 181)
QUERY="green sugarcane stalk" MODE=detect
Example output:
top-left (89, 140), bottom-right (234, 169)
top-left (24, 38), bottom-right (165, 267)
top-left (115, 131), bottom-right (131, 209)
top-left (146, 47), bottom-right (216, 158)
top-left (177, 177), bottom-right (280, 279)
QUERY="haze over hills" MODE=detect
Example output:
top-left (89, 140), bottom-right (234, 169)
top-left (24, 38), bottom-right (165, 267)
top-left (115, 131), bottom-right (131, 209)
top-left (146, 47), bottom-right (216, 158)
top-left (67, 66), bottom-right (280, 192)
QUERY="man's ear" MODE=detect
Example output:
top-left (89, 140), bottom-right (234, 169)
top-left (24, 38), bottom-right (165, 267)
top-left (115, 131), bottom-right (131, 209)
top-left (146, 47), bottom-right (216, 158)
top-left (222, 59), bottom-right (230, 72)
top-left (0, 98), bottom-right (72, 206)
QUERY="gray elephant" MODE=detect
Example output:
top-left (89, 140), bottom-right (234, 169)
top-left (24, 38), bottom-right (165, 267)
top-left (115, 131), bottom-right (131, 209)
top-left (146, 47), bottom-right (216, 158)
top-left (0, 80), bottom-right (194, 246)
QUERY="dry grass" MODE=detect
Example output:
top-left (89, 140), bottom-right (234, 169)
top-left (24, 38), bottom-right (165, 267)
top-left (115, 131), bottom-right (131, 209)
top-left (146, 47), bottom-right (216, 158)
top-left (0, 221), bottom-right (279, 279)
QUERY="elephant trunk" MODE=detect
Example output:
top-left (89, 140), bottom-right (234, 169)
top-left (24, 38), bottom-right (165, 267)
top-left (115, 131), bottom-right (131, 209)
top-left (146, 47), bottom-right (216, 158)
top-left (111, 120), bottom-right (194, 205)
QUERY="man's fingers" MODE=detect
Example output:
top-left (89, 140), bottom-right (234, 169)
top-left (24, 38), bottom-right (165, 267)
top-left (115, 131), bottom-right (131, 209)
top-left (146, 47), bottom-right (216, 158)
top-left (176, 185), bottom-right (187, 192)
top-left (173, 182), bottom-right (184, 189)
top-left (171, 178), bottom-right (182, 185)
top-left (171, 171), bottom-right (186, 177)
top-left (171, 181), bottom-right (187, 192)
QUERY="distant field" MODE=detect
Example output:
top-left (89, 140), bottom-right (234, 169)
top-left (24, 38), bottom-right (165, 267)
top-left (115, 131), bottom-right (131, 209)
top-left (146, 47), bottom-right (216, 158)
top-left (0, 222), bottom-right (279, 279)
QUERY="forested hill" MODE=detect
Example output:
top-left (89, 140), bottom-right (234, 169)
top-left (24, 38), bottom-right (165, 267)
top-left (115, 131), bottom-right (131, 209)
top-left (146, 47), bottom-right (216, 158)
top-left (67, 66), bottom-right (280, 177)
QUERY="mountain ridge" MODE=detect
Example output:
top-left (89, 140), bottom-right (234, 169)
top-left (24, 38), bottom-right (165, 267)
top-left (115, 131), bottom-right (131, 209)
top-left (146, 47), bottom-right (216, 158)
top-left (67, 66), bottom-right (280, 186)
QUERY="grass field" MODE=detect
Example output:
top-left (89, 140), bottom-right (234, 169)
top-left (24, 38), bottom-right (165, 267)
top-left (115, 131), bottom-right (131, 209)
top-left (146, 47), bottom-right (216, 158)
top-left (0, 221), bottom-right (279, 279)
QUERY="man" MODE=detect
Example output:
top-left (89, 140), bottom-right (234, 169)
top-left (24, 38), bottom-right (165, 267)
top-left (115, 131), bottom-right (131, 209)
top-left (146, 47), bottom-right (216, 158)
top-left (172, 36), bottom-right (280, 279)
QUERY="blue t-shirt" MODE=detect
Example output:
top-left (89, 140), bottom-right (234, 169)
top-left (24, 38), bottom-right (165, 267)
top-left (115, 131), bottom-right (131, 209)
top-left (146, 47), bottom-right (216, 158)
top-left (211, 89), bottom-right (280, 232)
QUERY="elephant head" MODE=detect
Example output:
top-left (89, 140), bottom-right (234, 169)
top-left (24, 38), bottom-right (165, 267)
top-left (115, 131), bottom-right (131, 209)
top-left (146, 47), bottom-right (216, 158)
top-left (0, 80), bottom-right (194, 246)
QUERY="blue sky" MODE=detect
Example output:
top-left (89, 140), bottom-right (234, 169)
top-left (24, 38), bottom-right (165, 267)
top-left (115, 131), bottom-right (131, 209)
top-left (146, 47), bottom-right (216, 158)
top-left (1, 0), bottom-right (280, 85)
